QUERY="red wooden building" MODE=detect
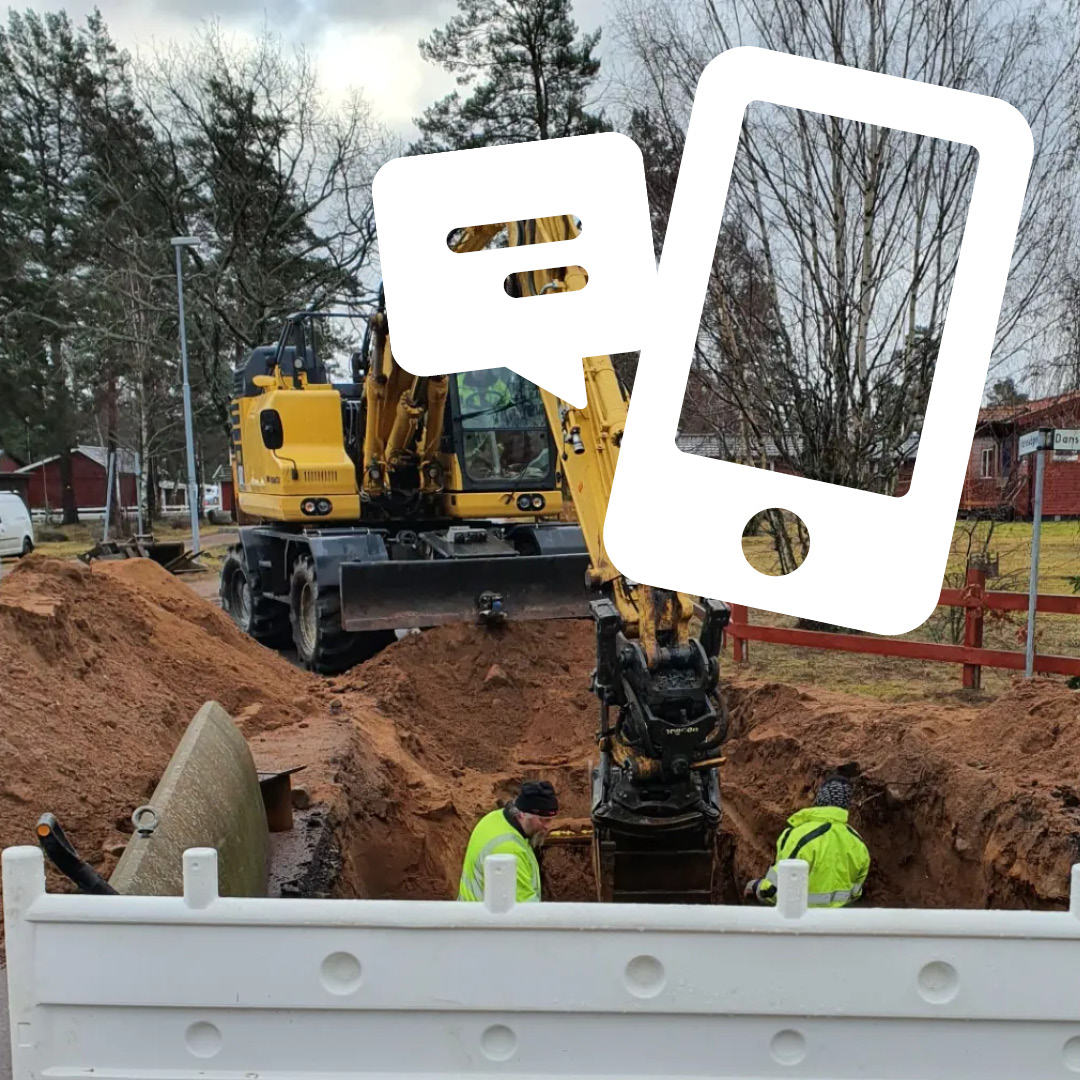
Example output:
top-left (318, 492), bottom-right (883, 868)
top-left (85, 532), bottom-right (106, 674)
top-left (0, 446), bottom-right (30, 507)
top-left (959, 391), bottom-right (1080, 518)
top-left (16, 446), bottom-right (138, 515)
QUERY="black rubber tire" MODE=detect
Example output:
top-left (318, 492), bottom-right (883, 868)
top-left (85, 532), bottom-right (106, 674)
top-left (220, 548), bottom-right (291, 648)
top-left (19, 537), bottom-right (33, 557)
top-left (288, 554), bottom-right (396, 675)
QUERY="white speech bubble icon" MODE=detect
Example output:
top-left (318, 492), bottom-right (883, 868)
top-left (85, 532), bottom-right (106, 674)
top-left (371, 132), bottom-right (656, 409)
top-left (603, 46), bottom-right (1033, 636)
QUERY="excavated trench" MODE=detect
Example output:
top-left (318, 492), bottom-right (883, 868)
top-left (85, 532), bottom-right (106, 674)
top-left (1, 557), bottom-right (1074, 935)
top-left (317, 623), bottom-right (1080, 912)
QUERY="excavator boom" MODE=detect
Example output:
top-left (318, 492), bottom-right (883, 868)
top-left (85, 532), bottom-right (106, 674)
top-left (457, 216), bottom-right (731, 903)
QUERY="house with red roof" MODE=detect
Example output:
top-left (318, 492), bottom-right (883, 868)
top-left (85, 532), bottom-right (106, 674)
top-left (960, 391), bottom-right (1080, 518)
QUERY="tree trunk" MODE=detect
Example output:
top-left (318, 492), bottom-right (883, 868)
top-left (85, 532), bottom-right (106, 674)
top-left (49, 330), bottom-right (80, 525)
top-left (147, 455), bottom-right (158, 523)
top-left (106, 367), bottom-right (121, 534)
top-left (196, 441), bottom-right (205, 520)
top-left (58, 449), bottom-right (79, 526)
top-left (138, 382), bottom-right (150, 533)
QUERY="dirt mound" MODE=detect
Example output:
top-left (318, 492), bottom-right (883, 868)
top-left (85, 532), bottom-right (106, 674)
top-left (337, 621), bottom-right (598, 774)
top-left (329, 621), bottom-right (599, 901)
top-left (721, 678), bottom-right (1080, 908)
top-left (333, 623), bottom-right (1080, 911)
top-left (4, 555), bottom-right (1079, 946)
top-left (0, 556), bottom-right (327, 926)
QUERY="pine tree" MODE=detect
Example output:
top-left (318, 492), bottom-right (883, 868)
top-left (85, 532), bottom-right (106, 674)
top-left (411, 0), bottom-right (609, 152)
top-left (0, 9), bottom-right (99, 522)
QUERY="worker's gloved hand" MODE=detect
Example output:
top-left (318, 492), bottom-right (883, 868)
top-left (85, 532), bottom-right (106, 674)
top-left (743, 879), bottom-right (759, 898)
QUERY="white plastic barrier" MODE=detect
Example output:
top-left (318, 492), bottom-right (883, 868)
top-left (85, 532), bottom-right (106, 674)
top-left (6, 844), bottom-right (1080, 1080)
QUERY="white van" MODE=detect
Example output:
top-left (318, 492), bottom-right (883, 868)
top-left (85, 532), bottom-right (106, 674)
top-left (0, 491), bottom-right (34, 557)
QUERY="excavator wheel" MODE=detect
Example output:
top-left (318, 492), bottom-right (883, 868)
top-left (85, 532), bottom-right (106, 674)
top-left (220, 548), bottom-right (291, 648)
top-left (288, 554), bottom-right (396, 676)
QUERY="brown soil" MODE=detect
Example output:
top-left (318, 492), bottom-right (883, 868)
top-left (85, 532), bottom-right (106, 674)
top-left (720, 679), bottom-right (1080, 909)
top-left (2, 555), bottom-right (1080, 966)
top-left (0, 556), bottom-right (341, 955)
top-left (326, 621), bottom-right (600, 901)
top-left (329, 624), bottom-right (1080, 911)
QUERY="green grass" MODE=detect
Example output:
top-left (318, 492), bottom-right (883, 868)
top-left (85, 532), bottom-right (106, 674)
top-left (26, 522), bottom-right (236, 561)
top-left (734, 518), bottom-right (1080, 703)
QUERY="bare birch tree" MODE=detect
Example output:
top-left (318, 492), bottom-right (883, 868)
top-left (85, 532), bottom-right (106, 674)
top-left (133, 22), bottom-right (397, 434)
top-left (614, 0), bottom-right (1080, 552)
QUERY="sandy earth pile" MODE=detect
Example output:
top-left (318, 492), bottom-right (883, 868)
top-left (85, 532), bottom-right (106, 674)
top-left (2, 555), bottom-right (1079, 958)
top-left (328, 620), bottom-right (600, 901)
top-left (721, 679), bottom-right (1080, 908)
top-left (326, 619), bottom-right (1080, 910)
top-left (0, 557), bottom-right (349, 954)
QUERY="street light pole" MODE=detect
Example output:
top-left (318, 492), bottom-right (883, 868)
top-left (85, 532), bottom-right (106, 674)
top-left (172, 236), bottom-right (200, 555)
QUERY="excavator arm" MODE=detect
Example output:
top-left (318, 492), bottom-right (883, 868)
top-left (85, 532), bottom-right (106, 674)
top-left (454, 218), bottom-right (732, 904)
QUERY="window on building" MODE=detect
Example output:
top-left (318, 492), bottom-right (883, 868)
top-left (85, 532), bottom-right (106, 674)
top-left (981, 446), bottom-right (996, 478)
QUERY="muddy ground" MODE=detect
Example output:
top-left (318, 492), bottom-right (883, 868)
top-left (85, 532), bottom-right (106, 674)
top-left (2, 556), bottom-right (1080, 961)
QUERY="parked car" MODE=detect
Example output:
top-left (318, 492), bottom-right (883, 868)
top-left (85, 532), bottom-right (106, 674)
top-left (0, 491), bottom-right (34, 557)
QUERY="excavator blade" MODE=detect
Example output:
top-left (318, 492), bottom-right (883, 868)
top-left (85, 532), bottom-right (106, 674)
top-left (338, 552), bottom-right (592, 631)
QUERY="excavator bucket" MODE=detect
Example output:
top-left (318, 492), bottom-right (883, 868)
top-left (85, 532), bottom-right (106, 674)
top-left (338, 552), bottom-right (593, 631)
top-left (589, 760), bottom-right (723, 905)
top-left (592, 826), bottom-right (717, 904)
top-left (80, 538), bottom-right (190, 570)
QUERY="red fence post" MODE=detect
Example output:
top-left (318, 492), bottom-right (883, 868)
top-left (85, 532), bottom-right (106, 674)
top-left (962, 566), bottom-right (986, 690)
top-left (729, 604), bottom-right (749, 664)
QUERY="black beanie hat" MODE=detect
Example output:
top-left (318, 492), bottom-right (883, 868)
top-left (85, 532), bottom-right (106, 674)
top-left (814, 775), bottom-right (852, 809)
top-left (515, 780), bottom-right (559, 817)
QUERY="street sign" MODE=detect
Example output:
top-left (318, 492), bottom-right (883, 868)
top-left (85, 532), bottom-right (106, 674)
top-left (1018, 428), bottom-right (1052, 457)
top-left (1015, 427), bottom-right (1059, 677)
top-left (1053, 428), bottom-right (1080, 452)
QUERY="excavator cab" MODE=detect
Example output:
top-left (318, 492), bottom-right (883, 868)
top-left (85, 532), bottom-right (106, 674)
top-left (449, 367), bottom-right (555, 493)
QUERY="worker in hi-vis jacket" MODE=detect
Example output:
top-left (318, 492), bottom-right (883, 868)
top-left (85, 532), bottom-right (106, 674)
top-left (745, 773), bottom-right (870, 908)
top-left (457, 780), bottom-right (559, 903)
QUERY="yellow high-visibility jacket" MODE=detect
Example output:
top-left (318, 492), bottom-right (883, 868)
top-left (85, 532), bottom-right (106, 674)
top-left (457, 807), bottom-right (541, 903)
top-left (460, 378), bottom-right (512, 414)
top-left (754, 805), bottom-right (870, 908)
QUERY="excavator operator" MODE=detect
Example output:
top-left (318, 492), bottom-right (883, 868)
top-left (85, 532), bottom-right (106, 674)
top-left (457, 369), bottom-right (543, 481)
top-left (744, 773), bottom-right (871, 908)
top-left (459, 368), bottom-right (513, 413)
top-left (457, 781), bottom-right (559, 903)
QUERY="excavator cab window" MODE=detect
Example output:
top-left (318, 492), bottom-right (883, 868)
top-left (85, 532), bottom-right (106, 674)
top-left (452, 367), bottom-right (553, 488)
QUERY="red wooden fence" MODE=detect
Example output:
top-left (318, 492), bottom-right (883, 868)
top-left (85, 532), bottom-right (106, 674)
top-left (726, 568), bottom-right (1080, 687)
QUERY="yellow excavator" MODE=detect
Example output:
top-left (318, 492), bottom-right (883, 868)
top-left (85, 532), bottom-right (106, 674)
top-left (220, 215), bottom-right (732, 903)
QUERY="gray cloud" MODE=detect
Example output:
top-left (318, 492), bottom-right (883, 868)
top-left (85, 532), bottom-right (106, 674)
top-left (142, 0), bottom-right (451, 29)
top-left (316, 0), bottom-right (451, 25)
top-left (144, 0), bottom-right (612, 36)
top-left (144, 0), bottom-right (312, 24)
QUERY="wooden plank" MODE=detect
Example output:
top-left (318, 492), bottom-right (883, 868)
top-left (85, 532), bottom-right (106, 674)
top-left (938, 588), bottom-right (1080, 615)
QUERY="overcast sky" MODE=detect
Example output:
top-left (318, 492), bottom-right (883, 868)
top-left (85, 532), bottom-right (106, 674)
top-left (18, 0), bottom-right (621, 137)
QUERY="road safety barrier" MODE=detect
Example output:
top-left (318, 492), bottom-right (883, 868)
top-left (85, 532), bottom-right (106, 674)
top-left (727, 566), bottom-right (1080, 687)
top-left (6, 844), bottom-right (1080, 1079)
